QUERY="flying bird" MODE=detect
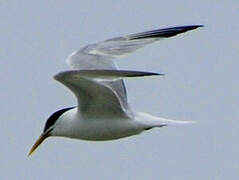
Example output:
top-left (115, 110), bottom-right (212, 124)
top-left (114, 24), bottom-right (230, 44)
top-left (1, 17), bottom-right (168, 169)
top-left (28, 25), bottom-right (202, 156)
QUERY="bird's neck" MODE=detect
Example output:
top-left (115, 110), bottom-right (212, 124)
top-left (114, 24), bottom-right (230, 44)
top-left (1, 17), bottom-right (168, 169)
top-left (51, 107), bottom-right (81, 137)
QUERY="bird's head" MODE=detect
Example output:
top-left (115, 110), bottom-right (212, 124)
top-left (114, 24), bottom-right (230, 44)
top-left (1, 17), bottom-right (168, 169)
top-left (28, 107), bottom-right (75, 156)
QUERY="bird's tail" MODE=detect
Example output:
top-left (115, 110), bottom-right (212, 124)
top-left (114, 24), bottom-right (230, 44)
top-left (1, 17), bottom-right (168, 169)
top-left (136, 112), bottom-right (194, 128)
top-left (155, 118), bottom-right (195, 125)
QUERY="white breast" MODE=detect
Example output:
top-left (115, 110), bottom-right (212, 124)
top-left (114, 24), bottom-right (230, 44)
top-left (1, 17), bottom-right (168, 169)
top-left (51, 108), bottom-right (144, 141)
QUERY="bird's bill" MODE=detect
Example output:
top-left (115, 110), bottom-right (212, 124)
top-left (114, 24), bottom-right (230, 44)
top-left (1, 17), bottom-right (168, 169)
top-left (28, 132), bottom-right (49, 157)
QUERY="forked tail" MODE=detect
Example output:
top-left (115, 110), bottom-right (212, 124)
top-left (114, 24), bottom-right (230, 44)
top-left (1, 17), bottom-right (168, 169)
top-left (136, 112), bottom-right (194, 128)
top-left (156, 118), bottom-right (195, 125)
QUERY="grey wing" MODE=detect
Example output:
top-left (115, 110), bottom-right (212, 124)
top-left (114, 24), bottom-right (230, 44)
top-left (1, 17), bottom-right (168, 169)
top-left (66, 25), bottom-right (203, 69)
top-left (66, 25), bottom-right (203, 111)
top-left (54, 70), bottom-right (162, 118)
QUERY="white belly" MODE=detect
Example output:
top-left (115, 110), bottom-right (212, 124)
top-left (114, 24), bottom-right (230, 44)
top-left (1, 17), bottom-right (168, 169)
top-left (51, 109), bottom-right (163, 141)
top-left (73, 119), bottom-right (143, 141)
top-left (54, 117), bottom-right (144, 141)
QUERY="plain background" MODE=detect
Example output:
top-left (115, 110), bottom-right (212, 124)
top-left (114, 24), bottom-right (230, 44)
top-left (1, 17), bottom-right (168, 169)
top-left (1, 1), bottom-right (238, 180)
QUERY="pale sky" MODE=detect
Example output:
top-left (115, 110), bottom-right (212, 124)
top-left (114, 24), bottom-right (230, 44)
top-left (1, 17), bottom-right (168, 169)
top-left (1, 1), bottom-right (238, 180)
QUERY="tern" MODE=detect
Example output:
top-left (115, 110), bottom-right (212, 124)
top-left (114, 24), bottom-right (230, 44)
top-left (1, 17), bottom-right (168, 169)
top-left (28, 25), bottom-right (202, 156)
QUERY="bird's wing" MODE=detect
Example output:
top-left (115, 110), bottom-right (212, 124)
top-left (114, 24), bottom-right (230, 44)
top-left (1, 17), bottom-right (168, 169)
top-left (66, 25), bottom-right (202, 112)
top-left (54, 70), bottom-right (163, 118)
top-left (66, 25), bottom-right (202, 69)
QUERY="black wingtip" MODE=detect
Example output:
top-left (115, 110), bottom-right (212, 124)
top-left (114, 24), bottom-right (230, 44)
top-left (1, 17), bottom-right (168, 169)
top-left (184, 24), bottom-right (204, 28)
top-left (183, 25), bottom-right (204, 30)
top-left (129, 24), bottom-right (203, 40)
top-left (126, 71), bottom-right (165, 77)
top-left (147, 72), bottom-right (165, 76)
top-left (194, 24), bottom-right (204, 28)
top-left (153, 73), bottom-right (165, 76)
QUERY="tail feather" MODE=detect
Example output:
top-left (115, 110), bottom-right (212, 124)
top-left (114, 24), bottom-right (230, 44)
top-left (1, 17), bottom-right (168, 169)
top-left (157, 118), bottom-right (195, 125)
top-left (136, 112), bottom-right (194, 128)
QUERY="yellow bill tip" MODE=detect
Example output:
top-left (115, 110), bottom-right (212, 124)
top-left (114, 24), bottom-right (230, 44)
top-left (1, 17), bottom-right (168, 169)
top-left (28, 133), bottom-right (49, 157)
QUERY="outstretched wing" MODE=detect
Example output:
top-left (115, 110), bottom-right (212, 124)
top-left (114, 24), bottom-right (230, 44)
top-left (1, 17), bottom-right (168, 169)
top-left (67, 25), bottom-right (202, 69)
top-left (54, 70), bottom-right (163, 118)
top-left (66, 25), bottom-right (202, 112)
